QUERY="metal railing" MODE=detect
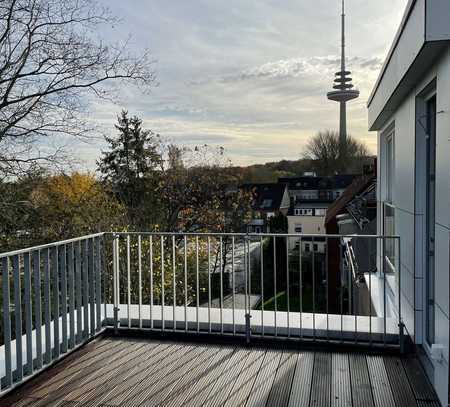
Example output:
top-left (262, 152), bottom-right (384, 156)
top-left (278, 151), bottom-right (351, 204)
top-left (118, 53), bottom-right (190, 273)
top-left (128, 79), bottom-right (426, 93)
top-left (0, 231), bottom-right (404, 396)
top-left (0, 233), bottom-right (105, 396)
top-left (105, 232), bottom-right (403, 346)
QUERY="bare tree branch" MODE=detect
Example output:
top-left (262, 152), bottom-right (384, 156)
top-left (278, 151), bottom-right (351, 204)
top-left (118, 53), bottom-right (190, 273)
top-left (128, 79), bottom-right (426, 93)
top-left (303, 130), bottom-right (371, 175)
top-left (0, 0), bottom-right (157, 177)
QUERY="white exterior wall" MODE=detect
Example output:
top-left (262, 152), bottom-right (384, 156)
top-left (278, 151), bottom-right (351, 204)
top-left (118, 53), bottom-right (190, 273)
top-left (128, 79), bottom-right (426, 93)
top-left (377, 47), bottom-right (450, 406)
top-left (287, 215), bottom-right (326, 250)
top-left (279, 187), bottom-right (291, 215)
top-left (287, 215), bottom-right (325, 235)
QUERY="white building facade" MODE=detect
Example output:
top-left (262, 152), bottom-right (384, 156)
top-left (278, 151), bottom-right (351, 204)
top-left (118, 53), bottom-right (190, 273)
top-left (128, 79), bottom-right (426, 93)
top-left (368, 1), bottom-right (450, 404)
top-left (287, 204), bottom-right (328, 251)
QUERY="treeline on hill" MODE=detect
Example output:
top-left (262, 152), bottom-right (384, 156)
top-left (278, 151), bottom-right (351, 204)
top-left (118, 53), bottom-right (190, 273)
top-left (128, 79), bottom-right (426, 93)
top-left (0, 111), bottom-right (253, 252)
top-left (237, 131), bottom-right (374, 183)
top-left (237, 159), bottom-right (315, 183)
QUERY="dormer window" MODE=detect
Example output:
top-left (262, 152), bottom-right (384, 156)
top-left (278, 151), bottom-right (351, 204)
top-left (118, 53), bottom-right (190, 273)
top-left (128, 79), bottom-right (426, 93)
top-left (261, 199), bottom-right (273, 208)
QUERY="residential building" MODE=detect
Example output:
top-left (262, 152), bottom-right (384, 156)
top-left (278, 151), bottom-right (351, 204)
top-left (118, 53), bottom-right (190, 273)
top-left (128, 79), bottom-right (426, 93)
top-left (242, 183), bottom-right (290, 233)
top-left (287, 202), bottom-right (328, 251)
top-left (368, 0), bottom-right (450, 404)
top-left (282, 174), bottom-right (356, 249)
top-left (280, 174), bottom-right (356, 204)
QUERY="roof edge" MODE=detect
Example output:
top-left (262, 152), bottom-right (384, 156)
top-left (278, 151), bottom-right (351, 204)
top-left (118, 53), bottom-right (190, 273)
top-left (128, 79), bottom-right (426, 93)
top-left (367, 0), bottom-right (417, 108)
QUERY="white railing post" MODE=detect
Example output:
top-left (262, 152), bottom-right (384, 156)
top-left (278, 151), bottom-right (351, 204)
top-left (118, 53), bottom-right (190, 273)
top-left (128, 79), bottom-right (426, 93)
top-left (112, 234), bottom-right (120, 334)
top-left (244, 234), bottom-right (252, 344)
top-left (397, 236), bottom-right (405, 353)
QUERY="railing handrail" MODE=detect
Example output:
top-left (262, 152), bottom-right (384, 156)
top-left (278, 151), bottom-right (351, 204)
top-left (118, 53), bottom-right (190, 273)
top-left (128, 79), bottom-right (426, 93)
top-left (383, 201), bottom-right (396, 210)
top-left (106, 231), bottom-right (401, 239)
top-left (0, 232), bottom-right (105, 259)
top-left (0, 231), bottom-right (401, 258)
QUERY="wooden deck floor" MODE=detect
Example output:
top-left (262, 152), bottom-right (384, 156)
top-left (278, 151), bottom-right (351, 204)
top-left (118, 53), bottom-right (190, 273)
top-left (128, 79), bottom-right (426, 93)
top-left (0, 336), bottom-right (441, 407)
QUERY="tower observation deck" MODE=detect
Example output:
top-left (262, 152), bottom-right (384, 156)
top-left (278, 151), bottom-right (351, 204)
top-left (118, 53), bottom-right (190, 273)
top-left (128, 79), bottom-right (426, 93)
top-left (327, 0), bottom-right (359, 159)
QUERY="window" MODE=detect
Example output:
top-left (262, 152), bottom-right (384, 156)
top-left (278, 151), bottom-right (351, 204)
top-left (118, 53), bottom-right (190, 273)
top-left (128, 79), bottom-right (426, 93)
top-left (299, 191), bottom-right (317, 200)
top-left (294, 225), bottom-right (302, 233)
top-left (315, 209), bottom-right (326, 216)
top-left (382, 124), bottom-right (396, 272)
top-left (385, 130), bottom-right (394, 203)
top-left (425, 94), bottom-right (437, 345)
top-left (261, 199), bottom-right (273, 208)
top-left (313, 244), bottom-right (318, 252)
top-left (295, 209), bottom-right (313, 216)
top-left (305, 244), bottom-right (310, 253)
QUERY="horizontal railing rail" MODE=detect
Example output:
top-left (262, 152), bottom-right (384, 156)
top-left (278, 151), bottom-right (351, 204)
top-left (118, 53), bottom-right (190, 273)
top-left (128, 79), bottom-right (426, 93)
top-left (107, 231), bottom-right (400, 238)
top-left (0, 230), bottom-right (404, 396)
top-left (0, 233), bottom-right (105, 259)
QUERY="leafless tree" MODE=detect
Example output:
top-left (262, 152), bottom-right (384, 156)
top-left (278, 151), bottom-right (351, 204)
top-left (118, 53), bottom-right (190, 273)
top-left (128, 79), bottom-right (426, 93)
top-left (0, 0), bottom-right (156, 177)
top-left (303, 130), bottom-right (370, 175)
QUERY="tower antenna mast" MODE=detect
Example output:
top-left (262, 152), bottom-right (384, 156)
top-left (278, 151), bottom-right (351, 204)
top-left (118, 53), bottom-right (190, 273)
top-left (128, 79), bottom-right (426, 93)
top-left (327, 0), bottom-right (359, 166)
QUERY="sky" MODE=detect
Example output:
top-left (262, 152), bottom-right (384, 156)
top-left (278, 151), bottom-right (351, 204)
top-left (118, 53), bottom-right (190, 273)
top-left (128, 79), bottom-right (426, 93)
top-left (79, 0), bottom-right (409, 168)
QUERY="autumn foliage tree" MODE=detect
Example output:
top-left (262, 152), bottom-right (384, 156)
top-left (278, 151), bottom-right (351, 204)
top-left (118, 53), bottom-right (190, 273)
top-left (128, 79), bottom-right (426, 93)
top-left (160, 144), bottom-right (252, 234)
top-left (29, 172), bottom-right (124, 241)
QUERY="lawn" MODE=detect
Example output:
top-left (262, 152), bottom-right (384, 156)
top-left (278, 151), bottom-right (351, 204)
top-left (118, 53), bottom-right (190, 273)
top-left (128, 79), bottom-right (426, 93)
top-left (256, 285), bottom-right (314, 313)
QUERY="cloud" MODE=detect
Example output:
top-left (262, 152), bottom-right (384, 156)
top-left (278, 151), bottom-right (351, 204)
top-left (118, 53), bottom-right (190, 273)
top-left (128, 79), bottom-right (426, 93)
top-left (189, 56), bottom-right (384, 86)
top-left (74, 0), bottom-right (408, 169)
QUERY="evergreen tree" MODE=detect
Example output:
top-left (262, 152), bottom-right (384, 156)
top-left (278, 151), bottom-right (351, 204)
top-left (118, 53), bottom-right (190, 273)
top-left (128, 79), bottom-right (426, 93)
top-left (97, 111), bottom-right (162, 228)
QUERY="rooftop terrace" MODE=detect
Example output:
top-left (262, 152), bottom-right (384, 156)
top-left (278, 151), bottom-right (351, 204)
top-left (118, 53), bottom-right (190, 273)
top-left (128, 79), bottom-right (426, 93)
top-left (0, 334), bottom-right (440, 407)
top-left (0, 231), bottom-right (431, 406)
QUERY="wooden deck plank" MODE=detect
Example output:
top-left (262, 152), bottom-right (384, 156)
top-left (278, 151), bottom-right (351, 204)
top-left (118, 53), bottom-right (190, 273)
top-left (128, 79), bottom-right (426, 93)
top-left (203, 347), bottom-right (251, 407)
top-left (70, 341), bottom-right (161, 406)
top-left (62, 341), bottom-right (152, 402)
top-left (366, 355), bottom-right (396, 407)
top-left (136, 345), bottom-right (210, 407)
top-left (124, 344), bottom-right (201, 406)
top-left (266, 350), bottom-right (297, 407)
top-left (383, 356), bottom-right (418, 407)
top-left (161, 344), bottom-right (222, 407)
top-left (27, 339), bottom-right (123, 399)
top-left (331, 353), bottom-right (351, 407)
top-left (288, 352), bottom-right (314, 407)
top-left (99, 343), bottom-right (181, 406)
top-left (416, 401), bottom-right (442, 407)
top-left (349, 353), bottom-right (374, 407)
top-left (402, 357), bottom-right (438, 402)
top-left (21, 340), bottom-right (140, 406)
top-left (181, 346), bottom-right (235, 407)
top-left (223, 348), bottom-right (266, 407)
top-left (245, 349), bottom-right (282, 407)
top-left (0, 337), bottom-right (442, 407)
top-left (8, 397), bottom-right (41, 407)
top-left (310, 352), bottom-right (332, 407)
top-left (83, 341), bottom-right (173, 406)
top-left (36, 341), bottom-right (148, 406)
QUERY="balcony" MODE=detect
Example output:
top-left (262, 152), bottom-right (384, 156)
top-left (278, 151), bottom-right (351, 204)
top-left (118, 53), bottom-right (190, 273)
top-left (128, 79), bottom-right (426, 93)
top-left (0, 232), bottom-right (440, 406)
top-left (0, 336), bottom-right (441, 407)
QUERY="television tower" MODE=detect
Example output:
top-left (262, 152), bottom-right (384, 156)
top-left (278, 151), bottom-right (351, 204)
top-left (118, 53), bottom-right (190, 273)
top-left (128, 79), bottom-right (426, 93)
top-left (327, 0), bottom-right (359, 161)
